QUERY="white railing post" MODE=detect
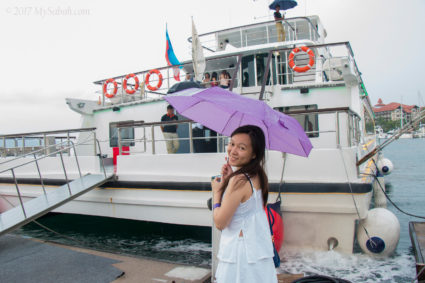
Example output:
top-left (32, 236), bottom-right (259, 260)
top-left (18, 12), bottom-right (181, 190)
top-left (189, 122), bottom-right (193, 153)
top-left (117, 128), bottom-right (122, 155)
top-left (151, 125), bottom-right (156, 155)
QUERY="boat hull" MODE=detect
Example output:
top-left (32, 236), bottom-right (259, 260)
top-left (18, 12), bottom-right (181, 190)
top-left (0, 178), bottom-right (372, 254)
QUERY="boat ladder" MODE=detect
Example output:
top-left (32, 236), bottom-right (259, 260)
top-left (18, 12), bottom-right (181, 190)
top-left (0, 139), bottom-right (114, 236)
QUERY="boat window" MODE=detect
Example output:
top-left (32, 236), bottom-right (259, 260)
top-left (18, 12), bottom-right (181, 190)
top-left (256, 53), bottom-right (271, 86)
top-left (109, 121), bottom-right (135, 147)
top-left (363, 107), bottom-right (375, 135)
top-left (241, 55), bottom-right (255, 87)
top-left (274, 105), bottom-right (319, 138)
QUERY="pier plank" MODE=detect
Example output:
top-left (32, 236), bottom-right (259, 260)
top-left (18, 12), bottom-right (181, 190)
top-left (409, 222), bottom-right (425, 282)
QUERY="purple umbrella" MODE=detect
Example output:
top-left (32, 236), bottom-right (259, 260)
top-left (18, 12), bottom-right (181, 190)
top-left (164, 87), bottom-right (312, 157)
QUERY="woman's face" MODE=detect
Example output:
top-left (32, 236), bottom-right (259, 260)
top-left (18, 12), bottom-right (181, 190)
top-left (227, 133), bottom-right (255, 167)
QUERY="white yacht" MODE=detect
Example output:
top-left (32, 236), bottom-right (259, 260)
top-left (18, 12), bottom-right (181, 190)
top-left (0, 15), bottom-right (398, 256)
top-left (375, 126), bottom-right (387, 139)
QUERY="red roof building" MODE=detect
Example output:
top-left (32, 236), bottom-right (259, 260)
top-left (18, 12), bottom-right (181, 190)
top-left (373, 98), bottom-right (419, 122)
top-left (375, 98), bottom-right (386, 107)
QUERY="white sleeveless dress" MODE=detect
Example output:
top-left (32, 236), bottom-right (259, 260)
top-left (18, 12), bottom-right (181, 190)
top-left (215, 178), bottom-right (278, 283)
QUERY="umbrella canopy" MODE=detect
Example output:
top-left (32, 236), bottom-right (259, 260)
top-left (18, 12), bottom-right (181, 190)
top-left (167, 81), bottom-right (203, 94)
top-left (164, 87), bottom-right (312, 157)
top-left (269, 0), bottom-right (297, 10)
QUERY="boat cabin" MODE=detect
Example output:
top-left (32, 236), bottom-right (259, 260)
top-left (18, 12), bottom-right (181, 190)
top-left (62, 15), bottom-right (374, 158)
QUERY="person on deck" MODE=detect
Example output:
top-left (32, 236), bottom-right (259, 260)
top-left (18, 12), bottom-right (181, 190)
top-left (274, 5), bottom-right (286, 42)
top-left (160, 105), bottom-right (179, 154)
top-left (203, 72), bottom-right (211, 88)
top-left (219, 71), bottom-right (229, 89)
top-left (185, 73), bottom-right (194, 82)
top-left (212, 125), bottom-right (277, 283)
top-left (211, 72), bottom-right (219, 87)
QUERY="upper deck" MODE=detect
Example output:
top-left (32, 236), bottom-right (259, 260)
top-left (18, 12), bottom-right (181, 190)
top-left (80, 15), bottom-right (373, 120)
top-left (188, 16), bottom-right (326, 53)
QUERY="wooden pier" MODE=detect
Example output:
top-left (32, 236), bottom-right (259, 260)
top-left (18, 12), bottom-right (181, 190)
top-left (0, 234), bottom-right (211, 283)
top-left (409, 222), bottom-right (425, 282)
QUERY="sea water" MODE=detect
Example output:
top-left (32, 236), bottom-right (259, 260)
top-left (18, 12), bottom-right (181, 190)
top-left (14, 138), bottom-right (425, 282)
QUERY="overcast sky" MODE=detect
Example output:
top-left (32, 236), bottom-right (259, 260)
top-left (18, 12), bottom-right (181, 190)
top-left (1, 0), bottom-right (424, 134)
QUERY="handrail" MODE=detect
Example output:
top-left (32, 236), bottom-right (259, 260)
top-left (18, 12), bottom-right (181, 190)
top-left (114, 106), bottom-right (362, 155)
top-left (93, 41), bottom-right (361, 110)
top-left (282, 107), bottom-right (360, 118)
top-left (1, 128), bottom-right (97, 160)
top-left (0, 140), bottom-right (79, 175)
top-left (0, 139), bottom-right (71, 166)
top-left (1, 137), bottom-right (108, 220)
top-left (257, 42), bottom-right (355, 100)
top-left (92, 61), bottom-right (191, 86)
top-left (0, 127), bottom-right (97, 139)
top-left (116, 107), bottom-right (359, 131)
top-left (92, 41), bottom-right (352, 89)
top-left (357, 109), bottom-right (425, 166)
top-left (92, 51), bottom-right (244, 86)
top-left (0, 136), bottom-right (75, 140)
top-left (116, 119), bottom-right (192, 128)
top-left (272, 41), bottom-right (351, 53)
top-left (186, 16), bottom-right (320, 45)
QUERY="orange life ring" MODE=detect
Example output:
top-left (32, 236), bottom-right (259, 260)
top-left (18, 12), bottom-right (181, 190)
top-left (145, 69), bottom-right (163, 91)
top-left (103, 78), bottom-right (118, 98)
top-left (123, 73), bottom-right (139, 95)
top-left (288, 46), bottom-right (315, 73)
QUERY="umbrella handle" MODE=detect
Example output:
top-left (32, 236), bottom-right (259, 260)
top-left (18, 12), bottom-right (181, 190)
top-left (285, 20), bottom-right (295, 31)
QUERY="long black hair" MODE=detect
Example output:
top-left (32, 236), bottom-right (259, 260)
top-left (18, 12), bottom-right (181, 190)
top-left (219, 125), bottom-right (269, 206)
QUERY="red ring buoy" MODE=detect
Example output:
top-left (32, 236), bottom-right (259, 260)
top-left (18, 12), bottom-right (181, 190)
top-left (103, 78), bottom-right (118, 98)
top-left (145, 69), bottom-right (163, 91)
top-left (123, 73), bottom-right (139, 95)
top-left (288, 46), bottom-right (315, 73)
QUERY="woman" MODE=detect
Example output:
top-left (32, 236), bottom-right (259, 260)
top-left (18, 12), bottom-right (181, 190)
top-left (211, 72), bottom-right (219, 87)
top-left (219, 70), bottom-right (229, 88)
top-left (212, 125), bottom-right (277, 283)
top-left (203, 72), bottom-right (211, 87)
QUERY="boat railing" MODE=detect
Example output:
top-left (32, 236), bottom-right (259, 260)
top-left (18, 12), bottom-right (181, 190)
top-left (0, 127), bottom-right (97, 158)
top-left (0, 137), bottom-right (107, 220)
top-left (92, 41), bottom-right (363, 108)
top-left (187, 17), bottom-right (321, 52)
top-left (92, 53), bottom-right (243, 107)
top-left (282, 107), bottom-right (362, 148)
top-left (114, 107), bottom-right (361, 156)
top-left (115, 120), bottom-right (227, 155)
top-left (256, 42), bottom-right (362, 100)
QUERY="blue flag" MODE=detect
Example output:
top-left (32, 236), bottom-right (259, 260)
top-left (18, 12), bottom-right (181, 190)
top-left (165, 26), bottom-right (182, 81)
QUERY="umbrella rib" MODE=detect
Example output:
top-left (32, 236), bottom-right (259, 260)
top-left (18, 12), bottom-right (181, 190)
top-left (221, 110), bottom-right (239, 134)
top-left (238, 113), bottom-right (244, 128)
top-left (227, 111), bottom-right (272, 149)
top-left (179, 99), bottom-right (205, 116)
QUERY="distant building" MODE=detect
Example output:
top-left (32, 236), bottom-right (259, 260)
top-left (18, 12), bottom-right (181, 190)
top-left (373, 98), bottom-right (420, 122)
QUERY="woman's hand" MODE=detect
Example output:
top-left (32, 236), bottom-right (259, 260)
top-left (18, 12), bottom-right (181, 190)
top-left (221, 161), bottom-right (233, 181)
top-left (211, 176), bottom-right (223, 208)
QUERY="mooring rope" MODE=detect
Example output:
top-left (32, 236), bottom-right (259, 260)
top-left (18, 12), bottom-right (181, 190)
top-left (360, 172), bottom-right (425, 220)
top-left (338, 146), bottom-right (372, 240)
